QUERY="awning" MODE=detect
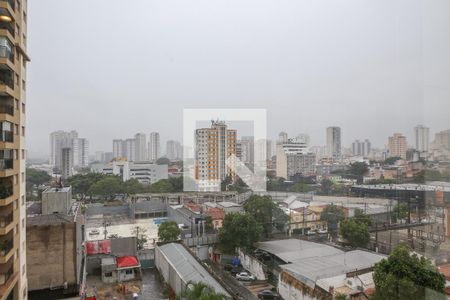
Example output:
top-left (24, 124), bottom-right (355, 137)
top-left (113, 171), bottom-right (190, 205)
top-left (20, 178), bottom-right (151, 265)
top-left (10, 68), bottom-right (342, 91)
top-left (116, 256), bottom-right (140, 269)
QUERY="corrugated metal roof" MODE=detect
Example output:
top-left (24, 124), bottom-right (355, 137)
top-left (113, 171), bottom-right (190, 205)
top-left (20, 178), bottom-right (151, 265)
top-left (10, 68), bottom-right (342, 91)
top-left (281, 250), bottom-right (385, 288)
top-left (256, 239), bottom-right (343, 263)
top-left (158, 243), bottom-right (230, 297)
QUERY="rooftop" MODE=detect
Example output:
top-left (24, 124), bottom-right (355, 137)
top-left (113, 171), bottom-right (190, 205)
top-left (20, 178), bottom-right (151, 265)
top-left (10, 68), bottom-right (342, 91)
top-left (256, 239), bottom-right (342, 263)
top-left (281, 250), bottom-right (385, 289)
top-left (205, 208), bottom-right (225, 220)
top-left (157, 243), bottom-right (230, 297)
top-left (217, 201), bottom-right (241, 208)
top-left (42, 186), bottom-right (72, 193)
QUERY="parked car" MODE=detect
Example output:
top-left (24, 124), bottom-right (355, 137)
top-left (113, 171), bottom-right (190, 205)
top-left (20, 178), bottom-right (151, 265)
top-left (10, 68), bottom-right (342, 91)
top-left (236, 272), bottom-right (256, 281)
top-left (89, 229), bottom-right (100, 235)
top-left (257, 289), bottom-right (279, 299)
top-left (230, 266), bottom-right (243, 275)
top-left (317, 228), bottom-right (328, 234)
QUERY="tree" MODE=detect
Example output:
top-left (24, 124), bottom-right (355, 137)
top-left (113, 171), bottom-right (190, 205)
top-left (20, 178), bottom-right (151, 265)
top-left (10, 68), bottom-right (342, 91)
top-left (67, 172), bottom-right (108, 197)
top-left (87, 176), bottom-right (123, 200)
top-left (156, 157), bottom-right (171, 165)
top-left (123, 178), bottom-right (146, 195)
top-left (384, 156), bottom-right (402, 165)
top-left (339, 218), bottom-right (370, 247)
top-left (334, 293), bottom-right (348, 300)
top-left (217, 213), bottom-right (262, 254)
top-left (293, 182), bottom-right (310, 193)
top-left (353, 208), bottom-right (372, 226)
top-left (244, 195), bottom-right (287, 237)
top-left (181, 281), bottom-right (227, 300)
top-left (149, 179), bottom-right (174, 193)
top-left (392, 203), bottom-right (408, 223)
top-left (349, 162), bottom-right (369, 176)
top-left (158, 221), bottom-right (181, 242)
top-left (26, 168), bottom-right (52, 200)
top-left (320, 179), bottom-right (334, 195)
top-left (320, 204), bottom-right (345, 235)
top-left (372, 244), bottom-right (446, 300)
top-left (132, 226), bottom-right (148, 250)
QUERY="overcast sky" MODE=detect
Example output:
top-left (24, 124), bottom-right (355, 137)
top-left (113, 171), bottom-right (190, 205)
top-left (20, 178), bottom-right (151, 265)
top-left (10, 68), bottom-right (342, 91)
top-left (27, 0), bottom-right (450, 158)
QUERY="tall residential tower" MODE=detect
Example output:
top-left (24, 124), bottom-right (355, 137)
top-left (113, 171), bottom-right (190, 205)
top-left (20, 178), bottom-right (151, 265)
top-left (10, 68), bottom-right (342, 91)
top-left (0, 0), bottom-right (29, 298)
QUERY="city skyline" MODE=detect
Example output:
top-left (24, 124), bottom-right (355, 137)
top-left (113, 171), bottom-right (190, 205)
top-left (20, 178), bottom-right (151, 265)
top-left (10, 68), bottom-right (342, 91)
top-left (26, 0), bottom-right (450, 157)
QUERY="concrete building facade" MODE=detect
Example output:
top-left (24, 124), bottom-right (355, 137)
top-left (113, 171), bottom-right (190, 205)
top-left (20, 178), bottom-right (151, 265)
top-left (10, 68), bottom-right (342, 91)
top-left (388, 133), bottom-right (407, 159)
top-left (195, 121), bottom-right (237, 191)
top-left (414, 125), bottom-right (429, 153)
top-left (326, 127), bottom-right (341, 160)
top-left (148, 132), bottom-right (160, 162)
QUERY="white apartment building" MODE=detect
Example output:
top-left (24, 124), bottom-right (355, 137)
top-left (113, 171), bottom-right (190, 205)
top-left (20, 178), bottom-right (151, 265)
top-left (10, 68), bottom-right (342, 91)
top-left (414, 125), bottom-right (429, 153)
top-left (352, 139), bottom-right (371, 157)
top-left (149, 132), bottom-right (160, 161)
top-left (93, 160), bottom-right (168, 184)
top-left (276, 134), bottom-right (315, 179)
top-left (134, 133), bottom-right (147, 162)
top-left (49, 130), bottom-right (89, 169)
top-left (166, 140), bottom-right (182, 161)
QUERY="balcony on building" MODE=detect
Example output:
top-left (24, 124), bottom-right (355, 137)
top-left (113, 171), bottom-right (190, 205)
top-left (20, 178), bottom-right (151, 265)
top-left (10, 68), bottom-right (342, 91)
top-left (0, 8), bottom-right (13, 38)
top-left (0, 37), bottom-right (13, 63)
top-left (0, 121), bottom-right (12, 143)
top-left (0, 177), bottom-right (12, 200)
top-left (0, 97), bottom-right (12, 116)
top-left (0, 150), bottom-right (12, 171)
top-left (0, 0), bottom-right (14, 11)
top-left (0, 254), bottom-right (14, 299)
top-left (0, 232), bottom-right (13, 259)
top-left (0, 66), bottom-right (13, 90)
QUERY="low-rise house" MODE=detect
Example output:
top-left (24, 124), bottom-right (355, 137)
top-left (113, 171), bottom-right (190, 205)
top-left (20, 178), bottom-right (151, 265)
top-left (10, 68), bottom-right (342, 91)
top-left (205, 208), bottom-right (225, 230)
top-left (216, 201), bottom-right (243, 214)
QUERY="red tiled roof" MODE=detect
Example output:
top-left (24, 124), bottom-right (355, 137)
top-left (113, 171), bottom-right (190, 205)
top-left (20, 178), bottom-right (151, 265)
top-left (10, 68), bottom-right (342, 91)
top-left (184, 202), bottom-right (201, 213)
top-left (438, 264), bottom-right (450, 281)
top-left (116, 256), bottom-right (139, 268)
top-left (206, 208), bottom-right (225, 220)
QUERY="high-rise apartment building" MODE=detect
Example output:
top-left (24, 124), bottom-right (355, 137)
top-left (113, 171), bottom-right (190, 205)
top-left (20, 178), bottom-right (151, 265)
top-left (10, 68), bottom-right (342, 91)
top-left (0, 0), bottom-right (29, 297)
top-left (124, 138), bottom-right (135, 162)
top-left (49, 131), bottom-right (89, 169)
top-left (239, 136), bottom-right (254, 169)
top-left (414, 125), bottom-right (429, 153)
top-left (276, 134), bottom-right (315, 179)
top-left (166, 140), bottom-right (182, 161)
top-left (148, 132), bottom-right (160, 161)
top-left (351, 139), bottom-right (371, 157)
top-left (112, 139), bottom-right (124, 158)
top-left (278, 132), bottom-right (288, 144)
top-left (61, 147), bottom-right (73, 179)
top-left (326, 127), bottom-right (341, 160)
top-left (388, 133), bottom-right (407, 159)
top-left (134, 133), bottom-right (147, 162)
top-left (195, 121), bottom-right (237, 191)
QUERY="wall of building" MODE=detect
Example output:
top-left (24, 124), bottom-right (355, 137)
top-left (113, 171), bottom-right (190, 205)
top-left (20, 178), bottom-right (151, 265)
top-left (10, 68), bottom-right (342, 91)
top-left (238, 249), bottom-right (266, 280)
top-left (26, 222), bottom-right (78, 291)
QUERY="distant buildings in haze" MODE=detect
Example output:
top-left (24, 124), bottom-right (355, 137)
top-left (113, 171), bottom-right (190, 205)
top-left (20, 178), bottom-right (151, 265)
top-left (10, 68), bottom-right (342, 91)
top-left (326, 126), bottom-right (341, 160)
top-left (49, 130), bottom-right (89, 174)
top-left (352, 139), bottom-right (371, 157)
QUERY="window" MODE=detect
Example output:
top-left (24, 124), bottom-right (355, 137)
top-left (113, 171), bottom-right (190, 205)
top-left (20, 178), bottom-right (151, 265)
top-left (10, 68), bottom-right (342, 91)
top-left (21, 195), bottom-right (24, 206)
top-left (21, 126), bottom-right (24, 136)
top-left (0, 37), bottom-right (13, 61)
top-left (15, 99), bottom-right (18, 110)
top-left (21, 149), bottom-right (25, 159)
top-left (23, 12), bottom-right (26, 24)
top-left (125, 269), bottom-right (133, 275)
top-left (21, 103), bottom-right (25, 113)
top-left (104, 272), bottom-right (112, 277)
top-left (22, 79), bottom-right (25, 91)
top-left (21, 171), bottom-right (24, 182)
